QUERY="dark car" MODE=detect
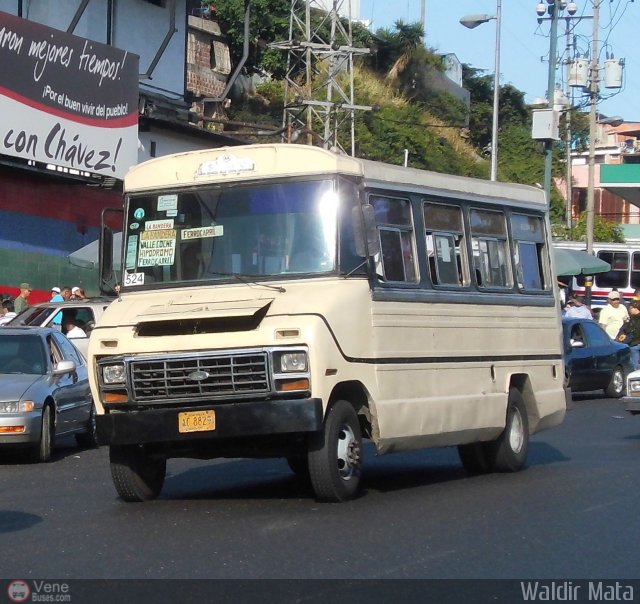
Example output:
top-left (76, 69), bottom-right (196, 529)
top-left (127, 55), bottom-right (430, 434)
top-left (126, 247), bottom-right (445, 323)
top-left (0, 326), bottom-right (97, 462)
top-left (562, 317), bottom-right (634, 398)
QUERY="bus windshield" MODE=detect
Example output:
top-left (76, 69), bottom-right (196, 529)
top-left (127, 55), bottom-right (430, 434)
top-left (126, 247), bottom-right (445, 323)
top-left (122, 179), bottom-right (339, 287)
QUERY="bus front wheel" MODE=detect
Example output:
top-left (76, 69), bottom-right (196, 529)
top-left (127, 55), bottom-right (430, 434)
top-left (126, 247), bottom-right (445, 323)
top-left (109, 444), bottom-right (166, 502)
top-left (308, 400), bottom-right (362, 502)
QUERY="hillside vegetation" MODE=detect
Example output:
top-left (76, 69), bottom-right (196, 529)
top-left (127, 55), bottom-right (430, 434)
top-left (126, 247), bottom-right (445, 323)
top-left (206, 0), bottom-right (621, 237)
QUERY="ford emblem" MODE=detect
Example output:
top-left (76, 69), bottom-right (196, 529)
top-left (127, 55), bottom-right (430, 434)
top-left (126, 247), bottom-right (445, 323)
top-left (187, 370), bottom-right (210, 382)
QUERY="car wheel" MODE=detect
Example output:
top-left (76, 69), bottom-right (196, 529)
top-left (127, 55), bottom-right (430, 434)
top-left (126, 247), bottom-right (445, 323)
top-left (75, 403), bottom-right (98, 449)
top-left (29, 405), bottom-right (53, 463)
top-left (109, 445), bottom-right (166, 502)
top-left (307, 400), bottom-right (362, 502)
top-left (486, 388), bottom-right (530, 473)
top-left (604, 366), bottom-right (625, 398)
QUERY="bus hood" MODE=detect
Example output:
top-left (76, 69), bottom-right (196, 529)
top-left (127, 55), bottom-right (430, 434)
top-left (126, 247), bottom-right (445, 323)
top-left (100, 279), bottom-right (370, 331)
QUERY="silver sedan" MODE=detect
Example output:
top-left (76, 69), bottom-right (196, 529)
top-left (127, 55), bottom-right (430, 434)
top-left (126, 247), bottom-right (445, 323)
top-left (0, 326), bottom-right (97, 462)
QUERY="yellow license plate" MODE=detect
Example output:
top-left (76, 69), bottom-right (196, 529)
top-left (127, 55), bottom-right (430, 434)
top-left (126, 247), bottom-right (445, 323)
top-left (178, 410), bottom-right (216, 433)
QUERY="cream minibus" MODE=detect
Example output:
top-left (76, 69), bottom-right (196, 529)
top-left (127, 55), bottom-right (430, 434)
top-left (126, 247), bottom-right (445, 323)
top-left (90, 143), bottom-right (567, 503)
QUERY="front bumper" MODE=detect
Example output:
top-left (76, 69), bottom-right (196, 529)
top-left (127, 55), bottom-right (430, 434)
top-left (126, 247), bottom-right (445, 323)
top-left (97, 397), bottom-right (323, 446)
top-left (0, 411), bottom-right (41, 445)
top-left (624, 398), bottom-right (640, 415)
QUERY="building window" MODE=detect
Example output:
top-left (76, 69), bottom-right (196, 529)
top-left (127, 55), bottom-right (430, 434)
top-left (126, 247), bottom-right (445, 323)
top-left (210, 42), bottom-right (218, 70)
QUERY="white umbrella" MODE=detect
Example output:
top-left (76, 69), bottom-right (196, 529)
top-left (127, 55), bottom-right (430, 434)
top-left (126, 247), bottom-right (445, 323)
top-left (67, 232), bottom-right (122, 270)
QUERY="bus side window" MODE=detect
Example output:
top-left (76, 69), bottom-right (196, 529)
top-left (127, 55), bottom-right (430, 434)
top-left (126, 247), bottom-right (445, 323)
top-left (370, 195), bottom-right (418, 284)
top-left (423, 201), bottom-right (468, 287)
top-left (469, 208), bottom-right (512, 289)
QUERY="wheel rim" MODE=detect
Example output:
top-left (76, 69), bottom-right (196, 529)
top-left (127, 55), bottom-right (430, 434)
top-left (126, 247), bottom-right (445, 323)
top-left (613, 369), bottom-right (624, 394)
top-left (508, 407), bottom-right (524, 454)
top-left (336, 423), bottom-right (361, 480)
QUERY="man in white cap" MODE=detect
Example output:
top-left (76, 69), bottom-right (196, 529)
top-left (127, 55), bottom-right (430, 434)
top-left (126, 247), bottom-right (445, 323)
top-left (598, 290), bottom-right (629, 339)
top-left (50, 287), bottom-right (64, 330)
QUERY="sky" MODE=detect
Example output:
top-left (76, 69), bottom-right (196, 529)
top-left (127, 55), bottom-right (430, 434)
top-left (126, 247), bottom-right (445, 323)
top-left (359, 0), bottom-right (639, 122)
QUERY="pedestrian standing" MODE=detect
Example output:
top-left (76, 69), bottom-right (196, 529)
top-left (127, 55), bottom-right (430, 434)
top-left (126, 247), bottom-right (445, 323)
top-left (599, 290), bottom-right (629, 339)
top-left (13, 282), bottom-right (32, 315)
top-left (0, 299), bottom-right (17, 325)
top-left (618, 301), bottom-right (640, 368)
top-left (50, 287), bottom-right (63, 302)
top-left (72, 286), bottom-right (88, 300)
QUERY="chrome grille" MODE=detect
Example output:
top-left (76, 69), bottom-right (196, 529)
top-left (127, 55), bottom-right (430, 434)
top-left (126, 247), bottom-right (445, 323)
top-left (130, 352), bottom-right (269, 402)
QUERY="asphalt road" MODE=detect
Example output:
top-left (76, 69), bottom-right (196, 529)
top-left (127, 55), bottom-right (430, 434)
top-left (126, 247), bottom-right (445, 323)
top-left (1, 394), bottom-right (640, 581)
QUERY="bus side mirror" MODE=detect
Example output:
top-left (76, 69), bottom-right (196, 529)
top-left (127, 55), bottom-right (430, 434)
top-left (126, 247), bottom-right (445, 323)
top-left (99, 224), bottom-right (114, 291)
top-left (353, 205), bottom-right (380, 258)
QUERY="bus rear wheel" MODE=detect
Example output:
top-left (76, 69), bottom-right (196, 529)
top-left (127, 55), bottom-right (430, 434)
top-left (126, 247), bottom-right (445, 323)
top-left (109, 445), bottom-right (166, 502)
top-left (308, 400), bottom-right (362, 502)
top-left (487, 388), bottom-right (529, 472)
top-left (458, 388), bottom-right (529, 474)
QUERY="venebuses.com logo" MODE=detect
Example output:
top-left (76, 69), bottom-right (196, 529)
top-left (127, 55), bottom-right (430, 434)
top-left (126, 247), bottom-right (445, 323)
top-left (7, 581), bottom-right (30, 603)
top-left (6, 580), bottom-right (71, 603)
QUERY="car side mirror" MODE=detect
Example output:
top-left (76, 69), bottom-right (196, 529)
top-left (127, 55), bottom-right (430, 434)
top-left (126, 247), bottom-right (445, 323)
top-left (53, 360), bottom-right (76, 375)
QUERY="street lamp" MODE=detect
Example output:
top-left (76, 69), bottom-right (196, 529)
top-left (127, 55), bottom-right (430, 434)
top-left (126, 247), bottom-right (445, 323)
top-left (460, 1), bottom-right (502, 182)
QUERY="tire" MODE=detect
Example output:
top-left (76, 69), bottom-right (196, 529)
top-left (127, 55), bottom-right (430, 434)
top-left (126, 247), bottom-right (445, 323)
top-left (286, 454), bottom-right (310, 482)
top-left (604, 366), bottom-right (625, 398)
top-left (308, 400), bottom-right (363, 502)
top-left (75, 403), bottom-right (98, 449)
top-left (29, 405), bottom-right (53, 463)
top-left (486, 388), bottom-right (529, 473)
top-left (457, 442), bottom-right (491, 475)
top-left (109, 445), bottom-right (166, 502)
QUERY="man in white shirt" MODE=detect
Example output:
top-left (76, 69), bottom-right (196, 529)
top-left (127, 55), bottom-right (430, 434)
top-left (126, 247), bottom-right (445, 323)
top-left (565, 295), bottom-right (593, 320)
top-left (63, 314), bottom-right (87, 339)
top-left (598, 290), bottom-right (629, 338)
top-left (0, 300), bottom-right (17, 325)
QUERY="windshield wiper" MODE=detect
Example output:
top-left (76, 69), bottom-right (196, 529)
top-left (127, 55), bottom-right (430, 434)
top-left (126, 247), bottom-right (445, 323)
top-left (208, 272), bottom-right (286, 293)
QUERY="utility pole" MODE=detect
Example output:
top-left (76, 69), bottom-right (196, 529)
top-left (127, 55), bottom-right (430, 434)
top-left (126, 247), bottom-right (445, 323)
top-left (564, 19), bottom-right (573, 230)
top-left (270, 0), bottom-right (371, 155)
top-left (585, 0), bottom-right (601, 256)
top-left (543, 1), bottom-right (559, 201)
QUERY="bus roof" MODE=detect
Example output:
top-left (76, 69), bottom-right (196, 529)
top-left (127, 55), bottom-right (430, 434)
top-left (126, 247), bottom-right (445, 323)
top-left (124, 143), bottom-right (546, 206)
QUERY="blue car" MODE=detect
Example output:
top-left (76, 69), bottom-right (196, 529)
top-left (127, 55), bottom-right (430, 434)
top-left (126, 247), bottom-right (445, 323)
top-left (562, 317), bottom-right (634, 398)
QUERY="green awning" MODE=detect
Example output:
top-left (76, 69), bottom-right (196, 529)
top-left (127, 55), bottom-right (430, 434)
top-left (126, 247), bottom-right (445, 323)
top-left (553, 247), bottom-right (611, 276)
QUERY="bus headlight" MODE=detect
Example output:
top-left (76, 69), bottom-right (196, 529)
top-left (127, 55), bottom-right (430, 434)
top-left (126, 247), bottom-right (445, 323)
top-left (275, 351), bottom-right (308, 373)
top-left (102, 364), bottom-right (126, 385)
top-left (270, 349), bottom-right (310, 393)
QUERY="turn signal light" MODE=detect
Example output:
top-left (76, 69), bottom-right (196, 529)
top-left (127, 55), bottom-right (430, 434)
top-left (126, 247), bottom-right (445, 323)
top-left (278, 378), bottom-right (310, 392)
top-left (103, 393), bottom-right (129, 404)
top-left (0, 426), bottom-right (26, 433)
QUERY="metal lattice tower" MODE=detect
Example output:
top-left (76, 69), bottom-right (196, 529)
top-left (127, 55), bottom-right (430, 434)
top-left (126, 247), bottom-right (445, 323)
top-left (269, 0), bottom-right (371, 155)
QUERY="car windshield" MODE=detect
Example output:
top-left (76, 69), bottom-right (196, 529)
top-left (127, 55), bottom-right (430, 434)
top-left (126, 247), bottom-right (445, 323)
top-left (121, 179), bottom-right (341, 288)
top-left (8, 306), bottom-right (56, 326)
top-left (0, 335), bottom-right (46, 375)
